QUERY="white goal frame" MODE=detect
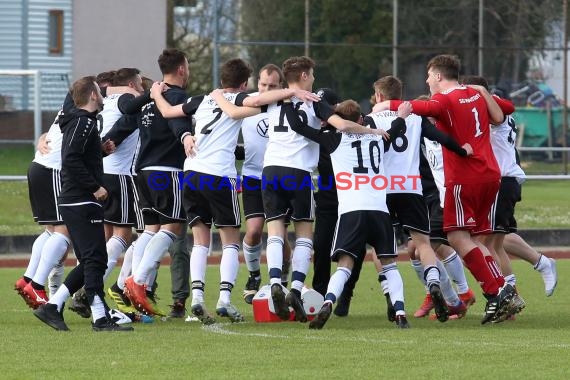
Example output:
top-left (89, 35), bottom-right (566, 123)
top-left (0, 69), bottom-right (42, 146)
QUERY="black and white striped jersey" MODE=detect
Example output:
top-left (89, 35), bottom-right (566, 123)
top-left (181, 91), bottom-right (249, 177)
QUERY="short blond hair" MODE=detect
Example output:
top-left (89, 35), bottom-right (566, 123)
top-left (373, 76), bottom-right (402, 100)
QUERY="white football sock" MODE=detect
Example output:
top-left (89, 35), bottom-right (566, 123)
top-left (534, 254), bottom-right (548, 272)
top-left (325, 267), bottom-right (351, 303)
top-left (436, 260), bottom-right (460, 306)
top-left (145, 267), bottom-right (158, 292)
top-left (103, 236), bottom-right (128, 281)
top-left (219, 244), bottom-right (239, 304)
top-left (24, 230), bottom-right (51, 279)
top-left (411, 259), bottom-right (427, 286)
top-left (91, 294), bottom-right (107, 322)
top-left (378, 272), bottom-right (389, 295)
top-left (291, 238), bottom-right (312, 292)
top-left (131, 231), bottom-right (155, 276)
top-left (117, 242), bottom-right (134, 289)
top-left (443, 250), bottom-right (470, 294)
top-left (47, 262), bottom-right (65, 298)
top-left (424, 265), bottom-right (440, 287)
top-left (382, 263), bottom-right (404, 312)
top-left (48, 284), bottom-right (70, 313)
top-left (266, 236), bottom-right (284, 285)
top-left (504, 273), bottom-right (516, 287)
top-left (190, 245), bottom-right (209, 301)
top-left (243, 240), bottom-right (262, 273)
top-left (134, 230), bottom-right (175, 284)
top-left (32, 232), bottom-right (70, 286)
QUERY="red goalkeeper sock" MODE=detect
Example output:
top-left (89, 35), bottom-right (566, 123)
top-left (463, 247), bottom-right (499, 296)
top-left (484, 254), bottom-right (505, 288)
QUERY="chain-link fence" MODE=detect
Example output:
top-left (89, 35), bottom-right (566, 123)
top-left (193, 0), bottom-right (569, 173)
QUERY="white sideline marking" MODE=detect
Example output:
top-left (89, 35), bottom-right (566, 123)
top-left (203, 323), bottom-right (288, 339)
top-left (203, 322), bottom-right (570, 349)
top-left (11, 309), bottom-right (32, 313)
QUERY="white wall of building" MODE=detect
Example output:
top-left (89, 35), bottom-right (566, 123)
top-left (72, 0), bottom-right (166, 81)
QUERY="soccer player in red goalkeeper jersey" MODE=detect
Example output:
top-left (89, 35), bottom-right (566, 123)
top-left (381, 54), bottom-right (516, 324)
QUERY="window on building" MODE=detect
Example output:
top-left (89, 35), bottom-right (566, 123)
top-left (48, 10), bottom-right (64, 55)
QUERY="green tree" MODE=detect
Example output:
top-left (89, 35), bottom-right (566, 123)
top-left (240, 0), bottom-right (564, 102)
top-left (395, 0), bottom-right (563, 97)
top-left (167, 0), bottom-right (241, 95)
top-left (240, 0), bottom-right (306, 76)
top-left (241, 0), bottom-right (392, 106)
top-left (310, 0), bottom-right (392, 102)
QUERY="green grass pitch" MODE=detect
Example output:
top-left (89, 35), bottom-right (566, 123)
top-left (1, 260), bottom-right (568, 379)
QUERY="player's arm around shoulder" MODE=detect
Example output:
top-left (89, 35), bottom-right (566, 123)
top-left (150, 82), bottom-right (184, 118)
top-left (210, 89), bottom-right (259, 119)
top-left (493, 95), bottom-right (515, 117)
top-left (284, 102), bottom-right (339, 151)
top-left (329, 114), bottom-right (389, 137)
top-left (466, 84), bottom-right (504, 124)
top-left (380, 102), bottom-right (410, 149)
top-left (242, 88), bottom-right (319, 108)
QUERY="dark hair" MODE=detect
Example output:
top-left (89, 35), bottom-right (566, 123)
top-left (335, 100), bottom-right (361, 123)
top-left (95, 71), bottom-right (116, 87)
top-left (461, 75), bottom-right (489, 90)
top-left (373, 76), bottom-right (402, 100)
top-left (220, 58), bottom-right (253, 88)
top-left (259, 63), bottom-right (285, 87)
top-left (427, 54), bottom-right (460, 81)
top-left (282, 56), bottom-right (315, 84)
top-left (113, 68), bottom-right (141, 86)
top-left (158, 48), bottom-right (187, 75)
top-left (71, 76), bottom-right (98, 107)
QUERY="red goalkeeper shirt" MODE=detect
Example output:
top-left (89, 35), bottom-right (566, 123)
top-left (390, 87), bottom-right (509, 185)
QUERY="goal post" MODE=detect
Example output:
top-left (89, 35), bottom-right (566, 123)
top-left (0, 69), bottom-right (42, 146)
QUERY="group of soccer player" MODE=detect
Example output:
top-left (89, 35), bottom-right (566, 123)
top-left (14, 48), bottom-right (558, 331)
